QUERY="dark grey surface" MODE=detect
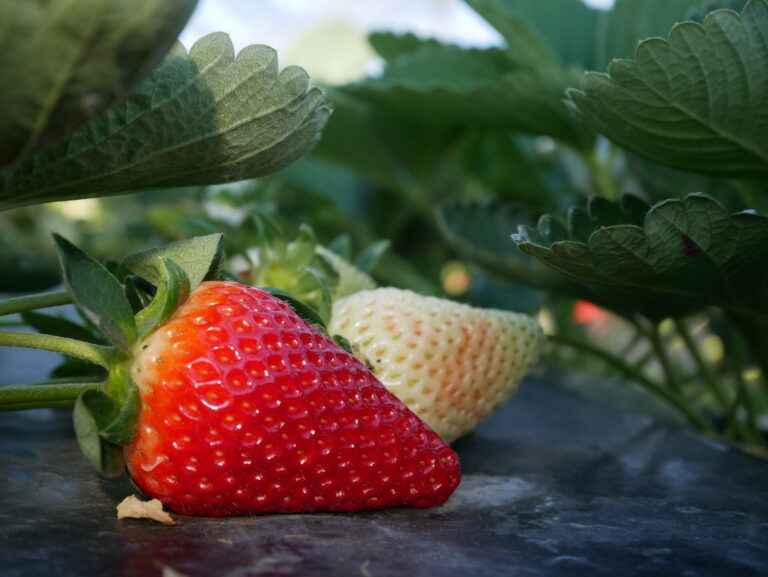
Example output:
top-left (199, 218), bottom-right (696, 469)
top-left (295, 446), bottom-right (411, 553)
top-left (1, 373), bottom-right (767, 577)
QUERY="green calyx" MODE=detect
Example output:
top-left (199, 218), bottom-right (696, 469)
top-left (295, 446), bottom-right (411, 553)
top-left (189, 208), bottom-right (387, 326)
top-left (237, 219), bottom-right (338, 326)
top-left (0, 233), bottom-right (223, 476)
top-left (73, 361), bottom-right (140, 477)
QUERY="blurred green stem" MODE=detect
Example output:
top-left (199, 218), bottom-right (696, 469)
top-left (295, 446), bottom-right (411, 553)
top-left (0, 289), bottom-right (71, 316)
top-left (638, 319), bottom-right (684, 395)
top-left (728, 323), bottom-right (765, 446)
top-left (549, 332), bottom-right (713, 433)
top-left (672, 318), bottom-right (754, 443)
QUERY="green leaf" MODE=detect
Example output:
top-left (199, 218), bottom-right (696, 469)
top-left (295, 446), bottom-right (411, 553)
top-left (124, 275), bottom-right (156, 315)
top-left (101, 363), bottom-right (140, 445)
top-left (367, 32), bottom-right (443, 62)
top-left (285, 225), bottom-right (319, 271)
top-left (332, 333), bottom-right (353, 355)
top-left (597, 0), bottom-right (713, 68)
top-left (71, 361), bottom-right (139, 477)
top-left (513, 193), bottom-right (768, 320)
top-left (569, 0), bottom-right (768, 177)
top-left (313, 88), bottom-right (444, 191)
top-left (343, 42), bottom-right (592, 147)
top-left (295, 265), bottom-right (334, 326)
top-left (20, 310), bottom-right (102, 344)
top-left (134, 259), bottom-right (191, 339)
top-left (73, 390), bottom-right (126, 477)
top-left (354, 240), bottom-right (391, 273)
top-left (436, 199), bottom-right (583, 296)
top-left (54, 234), bottom-right (137, 354)
top-left (463, 0), bottom-right (719, 77)
top-left (327, 235), bottom-right (354, 262)
top-left (438, 199), bottom-right (536, 260)
top-left (0, 33), bottom-right (332, 210)
top-left (465, 0), bottom-right (598, 69)
top-left (0, 0), bottom-right (197, 168)
top-left (124, 233), bottom-right (223, 290)
top-left (457, 132), bottom-right (554, 208)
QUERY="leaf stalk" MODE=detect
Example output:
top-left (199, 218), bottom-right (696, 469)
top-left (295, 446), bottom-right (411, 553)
top-left (0, 290), bottom-right (71, 316)
top-left (548, 332), bottom-right (714, 433)
top-left (0, 330), bottom-right (117, 369)
top-left (0, 378), bottom-right (103, 411)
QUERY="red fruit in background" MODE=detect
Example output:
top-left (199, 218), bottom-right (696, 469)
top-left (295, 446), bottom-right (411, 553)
top-left (125, 281), bottom-right (460, 516)
top-left (572, 300), bottom-right (610, 325)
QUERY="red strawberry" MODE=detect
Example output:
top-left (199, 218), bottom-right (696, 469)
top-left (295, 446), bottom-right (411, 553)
top-left (0, 235), bottom-right (459, 517)
top-left (125, 281), bottom-right (460, 516)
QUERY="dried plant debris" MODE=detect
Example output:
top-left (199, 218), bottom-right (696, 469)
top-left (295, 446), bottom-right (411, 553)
top-left (116, 495), bottom-right (176, 525)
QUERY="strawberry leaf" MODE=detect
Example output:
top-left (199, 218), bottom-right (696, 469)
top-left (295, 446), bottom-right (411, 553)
top-left (0, 0), bottom-right (197, 168)
top-left (367, 32), bottom-right (443, 62)
top-left (101, 363), bottom-right (141, 446)
top-left (54, 235), bottom-right (137, 354)
top-left (332, 333), bottom-right (353, 355)
top-left (284, 225), bottom-right (319, 271)
top-left (73, 390), bottom-right (126, 478)
top-left (20, 310), bottom-right (103, 344)
top-left (344, 41), bottom-right (591, 148)
top-left (73, 362), bottom-right (139, 477)
top-left (599, 0), bottom-right (731, 70)
top-left (568, 0), bottom-right (768, 177)
top-left (124, 277), bottom-right (156, 313)
top-left (354, 240), bottom-right (391, 273)
top-left (124, 234), bottom-right (223, 291)
top-left (135, 259), bottom-right (191, 339)
top-left (513, 193), bottom-right (768, 321)
top-left (436, 200), bottom-right (583, 297)
top-left (465, 0), bottom-right (579, 68)
top-left (0, 33), bottom-right (332, 210)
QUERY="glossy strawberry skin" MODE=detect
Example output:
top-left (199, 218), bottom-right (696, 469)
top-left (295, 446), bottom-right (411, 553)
top-left (125, 282), bottom-right (460, 517)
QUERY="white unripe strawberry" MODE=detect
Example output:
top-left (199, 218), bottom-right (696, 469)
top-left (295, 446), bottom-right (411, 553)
top-left (329, 287), bottom-right (545, 442)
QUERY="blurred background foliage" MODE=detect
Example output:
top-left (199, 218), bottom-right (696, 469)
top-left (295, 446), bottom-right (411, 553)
top-left (2, 0), bottom-right (767, 450)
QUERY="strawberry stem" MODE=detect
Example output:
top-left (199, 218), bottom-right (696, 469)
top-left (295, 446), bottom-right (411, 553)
top-left (548, 332), bottom-right (714, 433)
top-left (0, 330), bottom-right (117, 369)
top-left (0, 289), bottom-right (72, 316)
top-left (671, 317), bottom-right (758, 444)
top-left (0, 378), bottom-right (103, 411)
